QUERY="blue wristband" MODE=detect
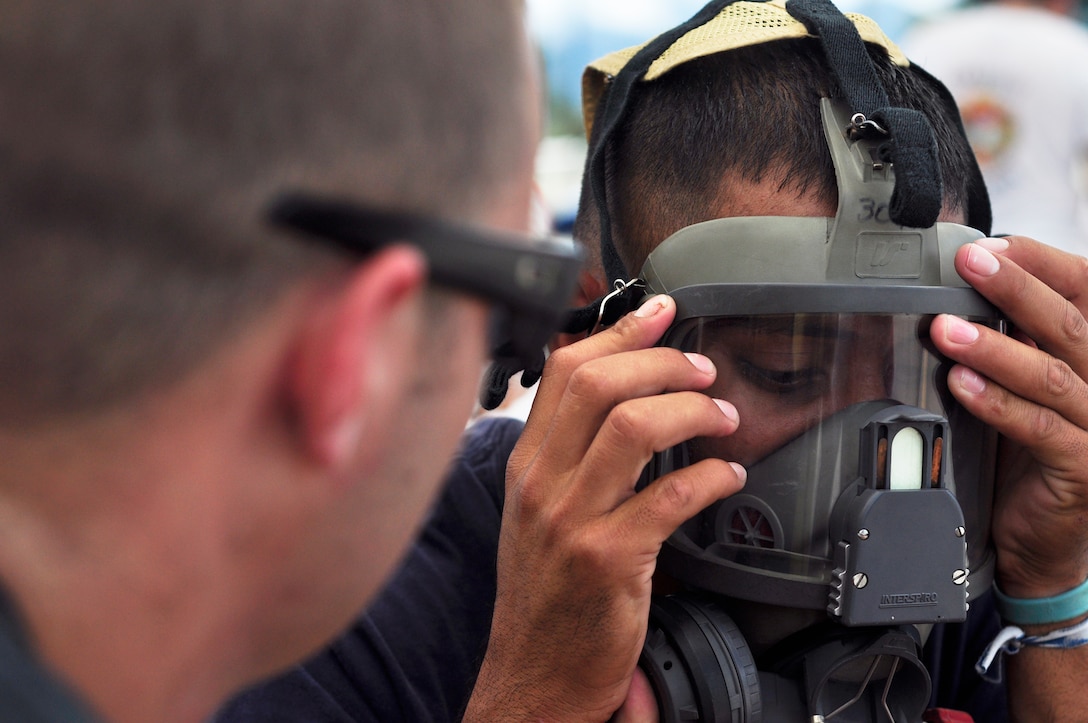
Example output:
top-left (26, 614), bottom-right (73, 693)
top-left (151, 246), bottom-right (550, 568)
top-left (994, 577), bottom-right (1088, 625)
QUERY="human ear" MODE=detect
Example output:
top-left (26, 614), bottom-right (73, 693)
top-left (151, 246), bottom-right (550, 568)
top-left (578, 269), bottom-right (608, 305)
top-left (550, 269), bottom-right (610, 351)
top-left (286, 246), bottom-right (427, 469)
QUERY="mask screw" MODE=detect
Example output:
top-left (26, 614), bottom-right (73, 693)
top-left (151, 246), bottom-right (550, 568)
top-left (853, 573), bottom-right (869, 589)
top-left (857, 529), bottom-right (870, 540)
top-left (955, 526), bottom-right (966, 538)
top-left (953, 569), bottom-right (968, 586)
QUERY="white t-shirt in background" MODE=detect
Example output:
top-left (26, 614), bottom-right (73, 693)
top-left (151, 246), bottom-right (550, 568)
top-left (902, 5), bottom-right (1088, 256)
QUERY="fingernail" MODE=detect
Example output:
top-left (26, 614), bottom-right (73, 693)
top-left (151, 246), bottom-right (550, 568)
top-left (966, 244), bottom-right (1000, 276)
top-left (714, 398), bottom-right (739, 423)
top-left (685, 353), bottom-right (715, 375)
top-left (634, 294), bottom-right (666, 318)
top-left (729, 462), bottom-right (747, 485)
top-left (956, 367), bottom-right (987, 395)
top-left (976, 237), bottom-right (1009, 254)
top-left (945, 315), bottom-right (980, 345)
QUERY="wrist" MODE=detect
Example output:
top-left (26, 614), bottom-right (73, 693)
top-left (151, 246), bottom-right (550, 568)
top-left (465, 652), bottom-right (596, 723)
top-left (995, 554), bottom-right (1088, 600)
top-left (994, 576), bottom-right (1088, 626)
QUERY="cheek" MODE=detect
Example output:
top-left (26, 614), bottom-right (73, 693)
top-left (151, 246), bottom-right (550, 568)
top-left (693, 406), bottom-right (819, 467)
top-left (431, 299), bottom-right (490, 414)
top-left (693, 378), bottom-right (822, 467)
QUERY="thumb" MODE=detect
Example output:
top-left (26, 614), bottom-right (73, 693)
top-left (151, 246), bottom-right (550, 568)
top-left (611, 667), bottom-right (660, 723)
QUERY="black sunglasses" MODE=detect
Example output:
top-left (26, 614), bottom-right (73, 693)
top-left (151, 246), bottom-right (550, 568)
top-left (266, 192), bottom-right (583, 369)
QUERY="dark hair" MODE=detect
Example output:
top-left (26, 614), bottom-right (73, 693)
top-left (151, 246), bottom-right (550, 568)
top-left (0, 0), bottom-right (531, 423)
top-left (574, 39), bottom-right (978, 275)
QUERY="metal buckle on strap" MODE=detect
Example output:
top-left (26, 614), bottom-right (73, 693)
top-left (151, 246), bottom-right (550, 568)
top-left (591, 278), bottom-right (647, 335)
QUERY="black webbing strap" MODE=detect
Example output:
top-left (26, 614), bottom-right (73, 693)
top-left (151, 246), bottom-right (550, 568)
top-left (908, 62), bottom-right (993, 235)
top-left (786, 0), bottom-right (943, 229)
top-left (587, 0), bottom-right (740, 285)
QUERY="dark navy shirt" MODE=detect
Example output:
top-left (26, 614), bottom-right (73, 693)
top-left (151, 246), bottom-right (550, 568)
top-left (215, 416), bottom-right (1007, 722)
top-left (0, 586), bottom-right (102, 722)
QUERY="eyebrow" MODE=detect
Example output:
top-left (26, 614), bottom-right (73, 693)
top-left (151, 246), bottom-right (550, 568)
top-left (710, 315), bottom-right (850, 340)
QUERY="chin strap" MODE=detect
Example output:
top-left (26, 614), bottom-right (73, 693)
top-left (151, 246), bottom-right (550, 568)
top-left (478, 280), bottom-right (647, 410)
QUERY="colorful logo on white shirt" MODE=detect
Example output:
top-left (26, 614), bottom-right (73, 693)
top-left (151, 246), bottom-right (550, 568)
top-left (958, 94), bottom-right (1016, 167)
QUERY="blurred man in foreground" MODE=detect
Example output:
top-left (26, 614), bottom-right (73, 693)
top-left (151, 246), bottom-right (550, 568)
top-left (0, 1), bottom-right (582, 721)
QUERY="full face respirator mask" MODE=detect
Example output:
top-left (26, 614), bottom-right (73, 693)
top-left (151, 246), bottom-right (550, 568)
top-left (634, 95), bottom-right (1001, 722)
top-left (479, 0), bottom-right (1000, 720)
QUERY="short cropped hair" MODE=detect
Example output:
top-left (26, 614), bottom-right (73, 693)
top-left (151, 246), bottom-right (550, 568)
top-left (574, 39), bottom-right (978, 275)
top-left (0, 0), bottom-right (531, 423)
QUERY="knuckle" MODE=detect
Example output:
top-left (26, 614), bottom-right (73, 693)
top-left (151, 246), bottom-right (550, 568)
top-left (1044, 354), bottom-right (1078, 400)
top-left (1027, 405), bottom-right (1064, 443)
top-left (1006, 264), bottom-right (1033, 300)
top-left (604, 403), bottom-right (649, 444)
top-left (1061, 302), bottom-right (1088, 349)
top-left (543, 344), bottom-right (580, 378)
top-left (1070, 254), bottom-right (1088, 284)
top-left (508, 468), bottom-right (566, 527)
top-left (508, 476), bottom-right (545, 520)
top-left (655, 474), bottom-right (698, 511)
top-left (568, 531), bottom-right (613, 574)
top-left (566, 363), bottom-right (613, 403)
top-left (527, 495), bottom-right (574, 551)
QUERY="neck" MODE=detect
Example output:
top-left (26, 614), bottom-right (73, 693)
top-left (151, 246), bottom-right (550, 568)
top-left (0, 309), bottom-right (305, 722)
top-left (0, 417), bottom-right (257, 723)
top-left (0, 284), bottom-right (332, 722)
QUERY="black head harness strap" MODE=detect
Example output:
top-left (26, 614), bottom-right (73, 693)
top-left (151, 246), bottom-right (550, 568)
top-left (786, 0), bottom-right (943, 230)
top-left (587, 0), bottom-right (993, 290)
top-left (910, 62), bottom-right (993, 234)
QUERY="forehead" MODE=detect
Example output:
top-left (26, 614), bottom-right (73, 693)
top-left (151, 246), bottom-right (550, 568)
top-left (627, 171), bottom-right (967, 277)
top-left (712, 176), bottom-right (836, 220)
top-left (709, 175), bottom-right (966, 224)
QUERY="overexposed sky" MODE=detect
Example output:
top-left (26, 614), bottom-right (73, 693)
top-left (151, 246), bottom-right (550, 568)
top-left (527, 0), bottom-right (706, 42)
top-left (526, 0), bottom-right (965, 219)
top-left (527, 0), bottom-right (960, 43)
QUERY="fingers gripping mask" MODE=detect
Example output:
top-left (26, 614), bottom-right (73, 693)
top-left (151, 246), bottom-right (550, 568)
top-left (581, 2), bottom-right (1000, 721)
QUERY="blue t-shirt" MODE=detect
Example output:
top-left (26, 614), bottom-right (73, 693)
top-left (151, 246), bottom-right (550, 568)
top-left (214, 417), bottom-right (1007, 721)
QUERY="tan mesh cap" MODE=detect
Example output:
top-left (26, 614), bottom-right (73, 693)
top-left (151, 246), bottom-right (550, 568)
top-left (581, 0), bottom-right (908, 139)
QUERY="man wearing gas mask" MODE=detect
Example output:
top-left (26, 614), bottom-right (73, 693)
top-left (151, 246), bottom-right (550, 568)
top-left (216, 1), bottom-right (1088, 721)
